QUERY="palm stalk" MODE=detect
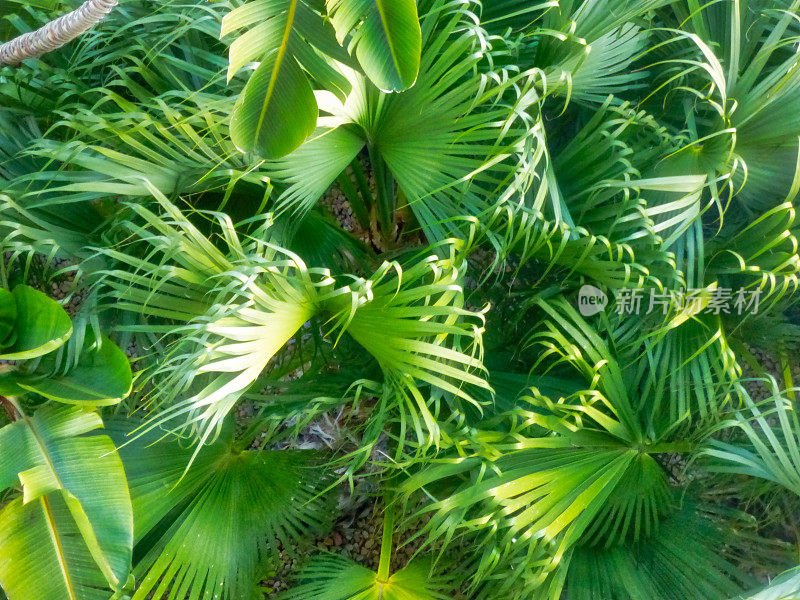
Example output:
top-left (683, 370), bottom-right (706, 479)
top-left (0, 0), bottom-right (117, 65)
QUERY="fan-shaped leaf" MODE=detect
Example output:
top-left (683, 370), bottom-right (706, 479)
top-left (105, 419), bottom-right (333, 600)
top-left (281, 554), bottom-right (451, 600)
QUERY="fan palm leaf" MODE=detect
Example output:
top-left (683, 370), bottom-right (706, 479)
top-left (98, 193), bottom-right (489, 455)
top-left (106, 418), bottom-right (333, 600)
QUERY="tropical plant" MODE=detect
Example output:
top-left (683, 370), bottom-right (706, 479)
top-left (0, 282), bottom-right (133, 599)
top-left (2, 1), bottom-right (800, 599)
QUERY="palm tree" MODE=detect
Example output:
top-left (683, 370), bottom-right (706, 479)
top-left (0, 0), bottom-right (118, 65)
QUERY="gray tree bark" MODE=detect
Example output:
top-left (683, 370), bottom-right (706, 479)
top-left (0, 0), bottom-right (118, 65)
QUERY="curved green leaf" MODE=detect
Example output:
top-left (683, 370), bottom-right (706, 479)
top-left (223, 0), bottom-right (351, 158)
top-left (0, 405), bottom-right (133, 599)
top-left (0, 285), bottom-right (72, 361)
top-left (230, 42), bottom-right (318, 158)
top-left (327, 0), bottom-right (421, 92)
top-left (15, 335), bottom-right (133, 405)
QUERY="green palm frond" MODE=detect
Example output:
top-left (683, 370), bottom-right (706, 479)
top-left (708, 202), bottom-right (800, 308)
top-left (0, 0), bottom-right (232, 116)
top-left (98, 192), bottom-right (330, 449)
top-left (99, 193), bottom-right (489, 454)
top-left (657, 0), bottom-right (800, 211)
top-left (564, 502), bottom-right (753, 600)
top-left (502, 0), bottom-right (670, 102)
top-left (398, 432), bottom-right (677, 597)
top-left (324, 247), bottom-right (490, 448)
top-left (106, 418), bottom-right (333, 600)
top-left (702, 380), bottom-right (800, 495)
top-left (280, 554), bottom-right (451, 600)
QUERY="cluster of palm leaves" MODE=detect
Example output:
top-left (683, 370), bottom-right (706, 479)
top-left (2, 0), bottom-right (800, 598)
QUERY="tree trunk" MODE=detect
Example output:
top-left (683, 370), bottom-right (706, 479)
top-left (0, 0), bottom-right (118, 65)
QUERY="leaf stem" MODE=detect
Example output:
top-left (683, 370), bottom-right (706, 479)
top-left (350, 156), bottom-right (375, 218)
top-left (367, 144), bottom-right (395, 248)
top-left (337, 170), bottom-right (371, 231)
top-left (376, 499), bottom-right (395, 583)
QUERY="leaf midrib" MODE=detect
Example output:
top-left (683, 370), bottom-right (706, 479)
top-left (22, 410), bottom-right (120, 589)
top-left (41, 494), bottom-right (78, 600)
top-left (374, 0), bottom-right (403, 82)
top-left (255, 0), bottom-right (298, 140)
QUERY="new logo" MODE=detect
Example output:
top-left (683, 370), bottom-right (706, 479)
top-left (577, 285), bottom-right (607, 316)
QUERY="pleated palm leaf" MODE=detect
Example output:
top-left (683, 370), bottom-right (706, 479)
top-left (0, 0), bottom-right (231, 114)
top-left (699, 381), bottom-right (800, 599)
top-left (563, 502), bottom-right (755, 600)
top-left (397, 294), bottom-right (754, 598)
top-left (257, 0), bottom-right (548, 246)
top-left (281, 555), bottom-right (451, 600)
top-left (99, 193), bottom-right (489, 458)
top-left (280, 504), bottom-right (453, 600)
top-left (500, 0), bottom-right (672, 102)
top-left (105, 418), bottom-right (333, 600)
top-left (0, 0), bottom-right (242, 261)
top-left (658, 0), bottom-right (800, 212)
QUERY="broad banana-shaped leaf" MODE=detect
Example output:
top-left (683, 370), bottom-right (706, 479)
top-left (106, 419), bottom-right (333, 600)
top-left (0, 284), bottom-right (72, 361)
top-left (326, 0), bottom-right (421, 92)
top-left (281, 554), bottom-right (451, 600)
top-left (0, 405), bottom-right (133, 600)
top-left (0, 285), bottom-right (132, 404)
top-left (14, 335), bottom-right (133, 405)
top-left (222, 0), bottom-right (351, 158)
